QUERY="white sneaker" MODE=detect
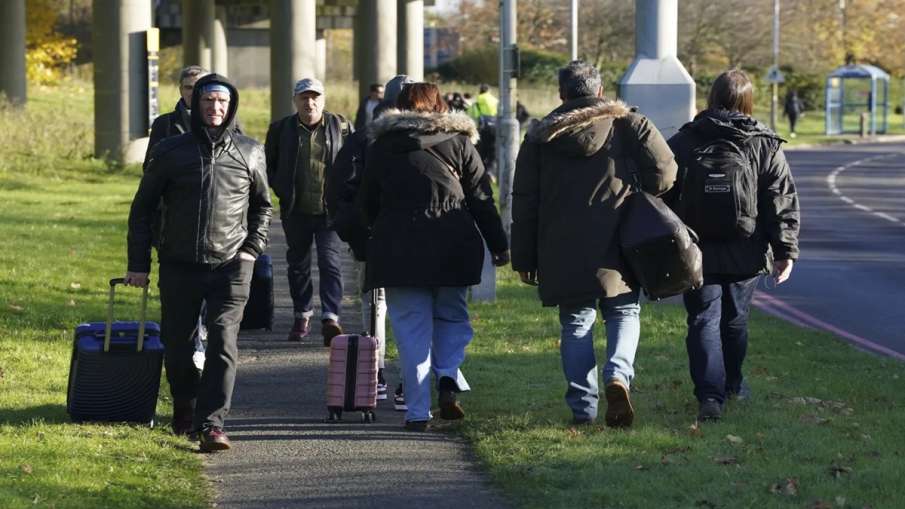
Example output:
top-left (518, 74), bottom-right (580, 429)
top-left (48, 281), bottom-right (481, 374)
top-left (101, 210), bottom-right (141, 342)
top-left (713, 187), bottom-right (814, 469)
top-left (377, 382), bottom-right (388, 400)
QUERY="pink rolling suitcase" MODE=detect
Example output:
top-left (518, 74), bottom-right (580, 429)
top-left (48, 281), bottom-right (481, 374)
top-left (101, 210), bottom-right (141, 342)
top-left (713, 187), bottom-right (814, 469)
top-left (325, 290), bottom-right (379, 423)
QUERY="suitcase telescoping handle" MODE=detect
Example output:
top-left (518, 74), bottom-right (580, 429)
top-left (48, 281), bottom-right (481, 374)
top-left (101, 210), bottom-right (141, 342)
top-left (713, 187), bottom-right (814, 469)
top-left (105, 278), bottom-right (150, 353)
top-left (369, 289), bottom-right (378, 337)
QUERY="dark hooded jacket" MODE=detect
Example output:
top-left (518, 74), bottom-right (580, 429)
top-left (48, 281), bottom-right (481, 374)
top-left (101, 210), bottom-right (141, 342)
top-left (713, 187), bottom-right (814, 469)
top-left (128, 74), bottom-right (272, 273)
top-left (359, 109), bottom-right (508, 291)
top-left (264, 110), bottom-right (351, 218)
top-left (666, 109), bottom-right (800, 276)
top-left (511, 96), bottom-right (678, 306)
top-left (326, 75), bottom-right (415, 261)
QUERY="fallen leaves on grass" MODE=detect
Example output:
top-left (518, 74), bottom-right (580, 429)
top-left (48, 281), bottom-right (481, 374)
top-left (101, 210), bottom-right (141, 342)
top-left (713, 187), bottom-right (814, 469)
top-left (800, 414), bottom-right (831, 425)
top-left (20, 464), bottom-right (33, 475)
top-left (69, 282), bottom-right (81, 289)
top-left (713, 456), bottom-right (738, 465)
top-left (689, 422), bottom-right (703, 437)
top-left (769, 477), bottom-right (799, 496)
top-left (8, 303), bottom-right (24, 312)
top-left (725, 434), bottom-right (744, 445)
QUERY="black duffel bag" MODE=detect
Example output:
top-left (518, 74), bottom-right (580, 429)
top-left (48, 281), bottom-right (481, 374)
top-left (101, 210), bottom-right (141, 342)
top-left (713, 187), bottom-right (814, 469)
top-left (619, 187), bottom-right (703, 300)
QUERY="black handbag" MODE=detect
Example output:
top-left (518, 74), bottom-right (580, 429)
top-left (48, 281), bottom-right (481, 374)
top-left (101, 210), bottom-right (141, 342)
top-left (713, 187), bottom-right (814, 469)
top-left (619, 168), bottom-right (703, 300)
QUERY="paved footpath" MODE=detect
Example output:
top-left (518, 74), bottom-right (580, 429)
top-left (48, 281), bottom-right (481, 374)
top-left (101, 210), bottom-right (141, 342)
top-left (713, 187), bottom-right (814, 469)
top-left (204, 220), bottom-right (509, 508)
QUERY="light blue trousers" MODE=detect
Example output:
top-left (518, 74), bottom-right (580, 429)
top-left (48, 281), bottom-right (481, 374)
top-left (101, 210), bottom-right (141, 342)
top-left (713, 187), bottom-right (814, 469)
top-left (385, 286), bottom-right (472, 423)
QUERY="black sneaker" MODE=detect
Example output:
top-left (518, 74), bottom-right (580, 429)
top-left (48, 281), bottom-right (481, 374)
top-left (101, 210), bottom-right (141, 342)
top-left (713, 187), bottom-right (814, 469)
top-left (377, 369), bottom-right (388, 401)
top-left (404, 420), bottom-right (429, 432)
top-left (698, 398), bottom-right (723, 421)
top-left (394, 383), bottom-right (407, 411)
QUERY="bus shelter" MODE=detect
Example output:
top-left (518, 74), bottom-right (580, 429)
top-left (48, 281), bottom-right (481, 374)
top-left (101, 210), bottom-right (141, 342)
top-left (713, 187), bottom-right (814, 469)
top-left (825, 64), bottom-right (889, 135)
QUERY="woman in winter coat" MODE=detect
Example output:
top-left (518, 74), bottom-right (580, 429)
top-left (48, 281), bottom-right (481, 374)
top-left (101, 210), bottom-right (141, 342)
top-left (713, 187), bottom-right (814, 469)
top-left (667, 69), bottom-right (800, 421)
top-left (358, 83), bottom-right (510, 431)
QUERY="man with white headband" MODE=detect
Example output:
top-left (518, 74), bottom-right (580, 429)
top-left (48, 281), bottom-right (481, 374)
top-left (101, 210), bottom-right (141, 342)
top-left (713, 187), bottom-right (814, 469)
top-left (125, 74), bottom-right (272, 453)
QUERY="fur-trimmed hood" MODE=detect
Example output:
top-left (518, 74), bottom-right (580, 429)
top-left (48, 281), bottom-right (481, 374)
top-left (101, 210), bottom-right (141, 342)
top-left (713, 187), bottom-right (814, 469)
top-left (368, 109), bottom-right (480, 148)
top-left (527, 97), bottom-right (631, 157)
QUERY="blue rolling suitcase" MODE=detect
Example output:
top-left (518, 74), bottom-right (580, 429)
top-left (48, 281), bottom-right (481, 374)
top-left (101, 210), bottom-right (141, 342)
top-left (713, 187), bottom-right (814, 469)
top-left (66, 278), bottom-right (164, 426)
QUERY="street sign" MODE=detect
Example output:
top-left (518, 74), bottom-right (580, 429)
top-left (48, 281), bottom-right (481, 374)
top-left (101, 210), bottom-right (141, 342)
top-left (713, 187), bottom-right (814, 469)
top-left (766, 66), bottom-right (785, 83)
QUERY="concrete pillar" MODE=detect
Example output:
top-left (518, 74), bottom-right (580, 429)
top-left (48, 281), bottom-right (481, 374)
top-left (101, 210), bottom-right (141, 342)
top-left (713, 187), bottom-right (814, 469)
top-left (617, 0), bottom-right (695, 139)
top-left (397, 0), bottom-right (424, 81)
top-left (0, 0), bottom-right (27, 105)
top-left (360, 0), bottom-right (396, 100)
top-left (93, 0), bottom-right (153, 162)
top-left (270, 0), bottom-right (317, 120)
top-left (315, 29), bottom-right (327, 81)
top-left (353, 2), bottom-right (368, 81)
top-left (211, 6), bottom-right (228, 76)
top-left (182, 0), bottom-right (214, 70)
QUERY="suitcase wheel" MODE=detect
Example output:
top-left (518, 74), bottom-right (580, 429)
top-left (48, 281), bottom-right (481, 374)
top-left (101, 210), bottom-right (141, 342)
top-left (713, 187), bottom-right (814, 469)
top-left (325, 409), bottom-right (342, 423)
top-left (361, 410), bottom-right (376, 424)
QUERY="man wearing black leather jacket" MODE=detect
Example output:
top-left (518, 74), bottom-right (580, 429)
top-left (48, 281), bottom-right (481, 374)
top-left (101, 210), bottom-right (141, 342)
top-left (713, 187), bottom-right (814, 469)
top-left (125, 74), bottom-right (272, 452)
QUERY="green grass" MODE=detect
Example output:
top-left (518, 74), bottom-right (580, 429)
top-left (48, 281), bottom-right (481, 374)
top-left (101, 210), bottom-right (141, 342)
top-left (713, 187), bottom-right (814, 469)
top-left (0, 85), bottom-right (207, 509)
top-left (456, 269), bottom-right (905, 508)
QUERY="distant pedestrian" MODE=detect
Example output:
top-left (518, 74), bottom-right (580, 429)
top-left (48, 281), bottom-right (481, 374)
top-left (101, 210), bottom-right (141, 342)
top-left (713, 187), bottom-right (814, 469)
top-left (359, 82), bottom-right (509, 431)
top-left (511, 60), bottom-right (677, 428)
top-left (355, 83), bottom-right (385, 131)
top-left (126, 74), bottom-right (272, 451)
top-left (327, 74), bottom-right (414, 406)
top-left (667, 69), bottom-right (800, 421)
top-left (783, 89), bottom-right (803, 138)
top-left (468, 84), bottom-right (499, 178)
top-left (265, 78), bottom-right (352, 345)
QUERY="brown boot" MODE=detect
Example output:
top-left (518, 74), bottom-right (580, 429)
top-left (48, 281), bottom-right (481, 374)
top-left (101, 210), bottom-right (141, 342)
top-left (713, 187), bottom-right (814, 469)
top-left (604, 380), bottom-right (634, 428)
top-left (322, 319), bottom-right (343, 347)
top-left (199, 426), bottom-right (231, 452)
top-left (287, 317), bottom-right (310, 342)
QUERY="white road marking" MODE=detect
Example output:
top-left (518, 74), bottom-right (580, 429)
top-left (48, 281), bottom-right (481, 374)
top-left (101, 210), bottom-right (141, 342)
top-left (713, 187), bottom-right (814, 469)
top-left (825, 153), bottom-right (905, 227)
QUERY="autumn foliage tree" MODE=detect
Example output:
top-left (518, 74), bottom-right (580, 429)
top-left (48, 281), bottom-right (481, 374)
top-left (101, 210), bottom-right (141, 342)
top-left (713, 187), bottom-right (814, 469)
top-left (27, 0), bottom-right (78, 85)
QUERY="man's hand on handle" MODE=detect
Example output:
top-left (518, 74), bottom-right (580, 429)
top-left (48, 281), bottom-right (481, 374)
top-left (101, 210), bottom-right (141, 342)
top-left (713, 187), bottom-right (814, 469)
top-left (773, 259), bottom-right (794, 285)
top-left (124, 271), bottom-right (150, 287)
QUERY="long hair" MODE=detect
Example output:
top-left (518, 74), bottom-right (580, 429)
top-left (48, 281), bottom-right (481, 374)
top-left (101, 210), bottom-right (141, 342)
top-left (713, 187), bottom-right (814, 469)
top-left (707, 69), bottom-right (754, 116)
top-left (396, 83), bottom-right (448, 114)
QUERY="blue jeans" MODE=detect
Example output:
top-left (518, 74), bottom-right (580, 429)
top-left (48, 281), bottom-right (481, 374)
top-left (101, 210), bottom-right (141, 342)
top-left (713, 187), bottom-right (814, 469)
top-left (683, 275), bottom-right (759, 403)
top-left (282, 213), bottom-right (344, 322)
top-left (559, 290), bottom-right (641, 420)
top-left (385, 286), bottom-right (472, 423)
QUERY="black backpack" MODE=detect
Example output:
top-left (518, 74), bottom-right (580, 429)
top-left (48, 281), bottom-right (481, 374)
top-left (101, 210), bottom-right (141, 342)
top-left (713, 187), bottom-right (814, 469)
top-left (679, 137), bottom-right (758, 241)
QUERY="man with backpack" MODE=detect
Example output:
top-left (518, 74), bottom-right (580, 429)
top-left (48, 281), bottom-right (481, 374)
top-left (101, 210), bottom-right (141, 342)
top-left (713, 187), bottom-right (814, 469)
top-left (666, 70), bottom-right (800, 421)
top-left (511, 61), bottom-right (677, 428)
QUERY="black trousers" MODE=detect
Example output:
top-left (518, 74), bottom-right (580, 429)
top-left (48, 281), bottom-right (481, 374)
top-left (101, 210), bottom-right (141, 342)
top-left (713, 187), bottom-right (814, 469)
top-left (158, 257), bottom-right (254, 430)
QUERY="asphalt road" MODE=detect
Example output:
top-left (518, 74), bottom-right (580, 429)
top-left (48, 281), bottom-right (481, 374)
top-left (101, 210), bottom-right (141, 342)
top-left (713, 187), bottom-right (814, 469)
top-left (752, 141), bottom-right (905, 360)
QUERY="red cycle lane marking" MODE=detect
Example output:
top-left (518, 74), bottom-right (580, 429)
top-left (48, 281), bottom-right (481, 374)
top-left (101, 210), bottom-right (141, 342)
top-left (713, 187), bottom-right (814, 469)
top-left (752, 290), bottom-right (905, 362)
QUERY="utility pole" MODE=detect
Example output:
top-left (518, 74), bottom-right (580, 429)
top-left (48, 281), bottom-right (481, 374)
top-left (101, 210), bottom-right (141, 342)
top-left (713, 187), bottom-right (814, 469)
top-left (570, 0), bottom-right (578, 60)
top-left (498, 0), bottom-right (518, 238)
top-left (770, 0), bottom-right (780, 132)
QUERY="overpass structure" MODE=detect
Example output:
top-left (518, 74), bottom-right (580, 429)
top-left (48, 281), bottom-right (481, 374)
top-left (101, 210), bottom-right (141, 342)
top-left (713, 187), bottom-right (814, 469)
top-left (0, 0), bottom-right (692, 164)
